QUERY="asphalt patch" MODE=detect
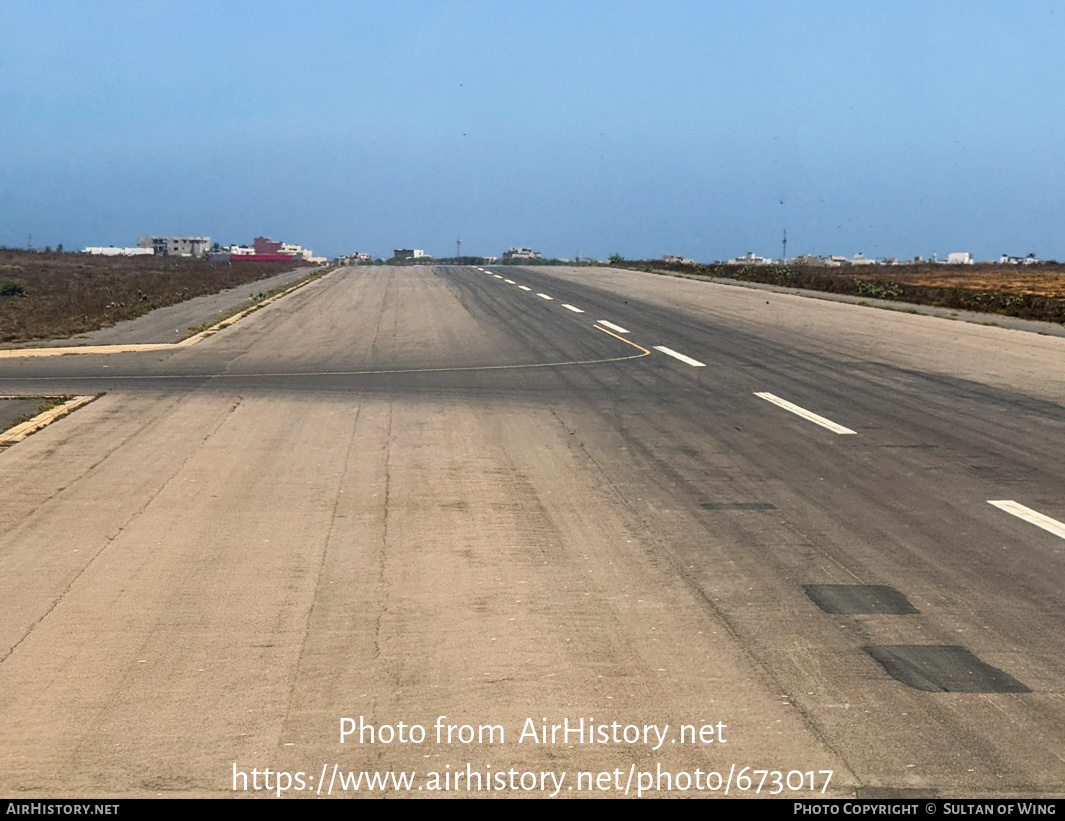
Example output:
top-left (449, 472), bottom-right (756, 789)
top-left (0, 398), bottom-right (43, 433)
top-left (864, 645), bottom-right (1030, 693)
top-left (804, 584), bottom-right (918, 615)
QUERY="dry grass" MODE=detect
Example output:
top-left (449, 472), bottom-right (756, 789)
top-left (0, 250), bottom-right (304, 343)
top-left (889, 269), bottom-right (1065, 298)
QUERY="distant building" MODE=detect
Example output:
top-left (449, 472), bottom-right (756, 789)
top-left (946, 252), bottom-right (974, 265)
top-left (793, 255), bottom-right (838, 267)
top-left (851, 253), bottom-right (876, 266)
top-left (254, 237), bottom-right (284, 255)
top-left (727, 252), bottom-right (772, 265)
top-left (138, 236), bottom-right (211, 257)
top-left (503, 247), bottom-right (542, 261)
top-left (662, 254), bottom-right (695, 265)
top-left (222, 237), bottom-right (298, 262)
top-left (83, 246), bottom-right (154, 256)
top-left (999, 253), bottom-right (1040, 265)
top-left (393, 249), bottom-right (428, 260)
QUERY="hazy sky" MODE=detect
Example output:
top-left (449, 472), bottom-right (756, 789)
top-left (2, 1), bottom-right (1063, 261)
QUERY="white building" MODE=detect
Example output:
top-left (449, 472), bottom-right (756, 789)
top-left (138, 236), bottom-right (211, 257)
top-left (946, 252), bottom-right (974, 265)
top-left (503, 247), bottom-right (542, 261)
top-left (83, 246), bottom-right (154, 256)
top-left (727, 252), bottom-right (773, 265)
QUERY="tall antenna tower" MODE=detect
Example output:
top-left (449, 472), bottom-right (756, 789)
top-left (781, 228), bottom-right (787, 262)
top-left (456, 236), bottom-right (462, 259)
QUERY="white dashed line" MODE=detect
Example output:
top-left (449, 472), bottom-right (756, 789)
top-left (562, 304), bottom-right (584, 313)
top-left (597, 320), bottom-right (630, 334)
top-left (754, 392), bottom-right (856, 434)
top-left (518, 286), bottom-right (532, 291)
top-left (537, 293), bottom-right (553, 300)
top-left (494, 275), bottom-right (504, 279)
top-left (654, 346), bottom-right (706, 368)
top-left (988, 500), bottom-right (1065, 540)
top-left (504, 279), bottom-right (515, 284)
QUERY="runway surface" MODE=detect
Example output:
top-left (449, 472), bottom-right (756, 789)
top-left (0, 264), bottom-right (1063, 798)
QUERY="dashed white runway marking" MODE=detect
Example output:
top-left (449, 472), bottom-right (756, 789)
top-left (494, 275), bottom-right (504, 279)
top-left (754, 392), bottom-right (856, 434)
top-left (518, 286), bottom-right (532, 291)
top-left (504, 279), bottom-right (515, 284)
top-left (537, 293), bottom-right (554, 300)
top-left (562, 304), bottom-right (584, 313)
top-left (597, 320), bottom-right (630, 334)
top-left (988, 500), bottom-right (1065, 540)
top-left (654, 346), bottom-right (706, 368)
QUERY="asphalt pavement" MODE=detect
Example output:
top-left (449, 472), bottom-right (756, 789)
top-left (0, 264), bottom-right (1062, 798)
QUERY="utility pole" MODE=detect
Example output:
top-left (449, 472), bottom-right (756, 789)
top-left (456, 237), bottom-right (462, 259)
top-left (781, 228), bottom-right (787, 262)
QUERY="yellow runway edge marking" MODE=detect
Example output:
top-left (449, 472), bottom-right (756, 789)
top-left (0, 269), bottom-right (328, 359)
top-left (0, 395), bottom-right (98, 446)
top-left (8, 328), bottom-right (653, 382)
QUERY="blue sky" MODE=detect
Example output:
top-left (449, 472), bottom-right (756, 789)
top-left (2, 1), bottom-right (1063, 261)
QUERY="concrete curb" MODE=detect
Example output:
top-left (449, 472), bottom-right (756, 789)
top-left (0, 395), bottom-right (99, 447)
top-left (0, 267), bottom-right (336, 359)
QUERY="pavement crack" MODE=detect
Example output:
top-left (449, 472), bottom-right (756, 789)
top-left (0, 395), bottom-right (244, 668)
top-left (372, 402), bottom-right (394, 665)
top-left (279, 402), bottom-right (363, 740)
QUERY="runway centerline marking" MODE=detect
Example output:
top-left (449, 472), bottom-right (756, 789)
top-left (518, 286), bottom-right (532, 291)
top-left (988, 500), bottom-right (1065, 540)
top-left (597, 320), bottom-right (629, 334)
top-left (754, 392), bottom-right (856, 434)
top-left (562, 304), bottom-right (584, 313)
top-left (494, 275), bottom-right (504, 279)
top-left (537, 293), bottom-right (553, 300)
top-left (504, 279), bottom-right (516, 284)
top-left (654, 346), bottom-right (706, 368)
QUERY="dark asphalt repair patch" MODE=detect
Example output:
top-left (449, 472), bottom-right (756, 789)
top-left (700, 502), bottom-right (777, 511)
top-left (864, 645), bottom-right (1030, 693)
top-left (804, 584), bottom-right (919, 615)
top-left (0, 398), bottom-right (45, 433)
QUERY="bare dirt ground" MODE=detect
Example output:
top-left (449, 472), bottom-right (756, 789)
top-left (0, 250), bottom-right (304, 343)
top-left (888, 268), bottom-right (1065, 297)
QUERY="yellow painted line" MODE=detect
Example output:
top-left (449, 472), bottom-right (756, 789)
top-left (0, 395), bottom-right (98, 446)
top-left (0, 343), bottom-right (175, 358)
top-left (0, 269), bottom-right (328, 359)
top-left (9, 346), bottom-right (652, 382)
top-left (594, 325), bottom-right (652, 357)
top-left (2, 320), bottom-right (652, 380)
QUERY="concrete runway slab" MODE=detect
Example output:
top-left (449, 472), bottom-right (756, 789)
top-left (0, 265), bottom-right (1062, 798)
